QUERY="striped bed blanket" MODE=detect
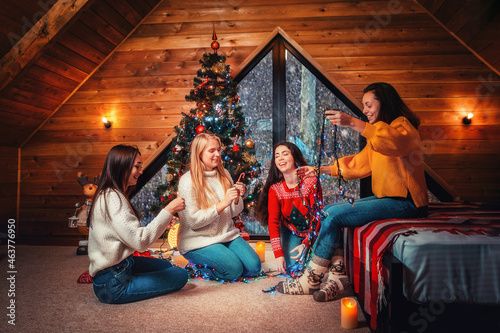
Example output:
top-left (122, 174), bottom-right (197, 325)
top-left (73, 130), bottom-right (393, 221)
top-left (349, 205), bottom-right (500, 331)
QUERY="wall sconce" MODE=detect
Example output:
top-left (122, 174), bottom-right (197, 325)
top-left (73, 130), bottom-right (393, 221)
top-left (462, 113), bottom-right (473, 125)
top-left (102, 116), bottom-right (112, 128)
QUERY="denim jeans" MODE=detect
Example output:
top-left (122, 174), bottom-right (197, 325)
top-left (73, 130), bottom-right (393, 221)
top-left (183, 236), bottom-right (262, 281)
top-left (92, 255), bottom-right (188, 304)
top-left (313, 196), bottom-right (423, 260)
top-left (280, 224), bottom-right (304, 272)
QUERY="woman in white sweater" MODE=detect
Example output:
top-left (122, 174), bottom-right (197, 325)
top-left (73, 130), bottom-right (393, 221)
top-left (88, 144), bottom-right (188, 304)
top-left (177, 133), bottom-right (261, 280)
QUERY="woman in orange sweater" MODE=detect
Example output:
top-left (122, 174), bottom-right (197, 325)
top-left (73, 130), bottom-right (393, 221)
top-left (277, 82), bottom-right (429, 302)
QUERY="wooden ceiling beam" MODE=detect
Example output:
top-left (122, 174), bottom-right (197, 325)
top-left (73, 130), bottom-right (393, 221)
top-left (413, 0), bottom-right (500, 77)
top-left (0, 0), bottom-right (94, 93)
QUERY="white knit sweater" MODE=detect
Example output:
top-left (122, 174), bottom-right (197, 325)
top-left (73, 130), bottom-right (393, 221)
top-left (88, 188), bottom-right (173, 276)
top-left (177, 169), bottom-right (242, 254)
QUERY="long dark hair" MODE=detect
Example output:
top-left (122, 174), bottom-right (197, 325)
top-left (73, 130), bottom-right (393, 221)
top-left (87, 144), bottom-right (141, 228)
top-left (364, 82), bottom-right (420, 129)
top-left (255, 141), bottom-right (308, 227)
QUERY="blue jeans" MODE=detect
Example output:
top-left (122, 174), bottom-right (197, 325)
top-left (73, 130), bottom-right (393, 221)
top-left (92, 255), bottom-right (188, 304)
top-left (183, 236), bottom-right (262, 280)
top-left (313, 196), bottom-right (423, 260)
top-left (280, 224), bottom-right (304, 272)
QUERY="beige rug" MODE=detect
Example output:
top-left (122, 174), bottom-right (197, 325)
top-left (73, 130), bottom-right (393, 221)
top-left (0, 243), bottom-right (371, 332)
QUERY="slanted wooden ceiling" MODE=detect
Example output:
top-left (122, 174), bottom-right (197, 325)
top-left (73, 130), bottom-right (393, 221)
top-left (1, 0), bottom-right (499, 242)
top-left (417, 0), bottom-right (500, 74)
top-left (1, 0), bottom-right (499, 149)
top-left (0, 0), bottom-right (161, 147)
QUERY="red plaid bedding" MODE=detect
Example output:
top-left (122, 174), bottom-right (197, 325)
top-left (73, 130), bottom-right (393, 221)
top-left (351, 214), bottom-right (500, 331)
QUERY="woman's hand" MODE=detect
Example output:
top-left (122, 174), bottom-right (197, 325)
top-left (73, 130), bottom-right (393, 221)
top-left (275, 256), bottom-right (287, 275)
top-left (325, 110), bottom-right (366, 133)
top-left (297, 166), bottom-right (316, 178)
top-left (234, 182), bottom-right (246, 197)
top-left (166, 216), bottom-right (179, 229)
top-left (216, 187), bottom-right (240, 213)
top-left (297, 166), bottom-right (331, 177)
top-left (290, 244), bottom-right (306, 260)
top-left (223, 187), bottom-right (240, 205)
top-left (164, 197), bottom-right (185, 215)
top-left (233, 182), bottom-right (246, 204)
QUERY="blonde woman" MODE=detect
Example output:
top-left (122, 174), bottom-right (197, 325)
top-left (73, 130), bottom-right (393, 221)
top-left (177, 133), bottom-right (261, 280)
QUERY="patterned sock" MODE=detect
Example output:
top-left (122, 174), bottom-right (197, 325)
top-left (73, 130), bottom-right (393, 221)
top-left (330, 260), bottom-right (346, 275)
top-left (276, 256), bottom-right (329, 295)
top-left (313, 267), bottom-right (350, 302)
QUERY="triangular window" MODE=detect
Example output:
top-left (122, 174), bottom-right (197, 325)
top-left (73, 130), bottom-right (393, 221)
top-left (132, 30), bottom-right (364, 236)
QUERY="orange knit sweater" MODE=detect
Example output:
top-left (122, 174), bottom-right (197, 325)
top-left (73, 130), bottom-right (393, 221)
top-left (329, 117), bottom-right (428, 208)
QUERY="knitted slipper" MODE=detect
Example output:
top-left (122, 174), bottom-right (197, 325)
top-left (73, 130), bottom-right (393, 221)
top-left (312, 275), bottom-right (350, 302)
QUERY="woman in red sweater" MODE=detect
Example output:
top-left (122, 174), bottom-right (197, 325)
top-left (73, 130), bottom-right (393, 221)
top-left (276, 82), bottom-right (429, 302)
top-left (255, 142), bottom-right (322, 275)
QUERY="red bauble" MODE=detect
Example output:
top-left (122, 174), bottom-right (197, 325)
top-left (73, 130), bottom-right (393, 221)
top-left (196, 125), bottom-right (205, 134)
top-left (211, 40), bottom-right (220, 53)
top-left (232, 145), bottom-right (240, 152)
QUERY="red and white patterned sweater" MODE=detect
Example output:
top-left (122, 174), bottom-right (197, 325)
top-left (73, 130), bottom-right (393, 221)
top-left (267, 176), bottom-right (322, 259)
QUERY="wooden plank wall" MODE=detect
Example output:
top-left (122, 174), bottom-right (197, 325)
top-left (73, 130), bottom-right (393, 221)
top-left (19, 0), bottom-right (500, 242)
top-left (16, 0), bottom-right (162, 243)
top-left (0, 146), bottom-right (18, 227)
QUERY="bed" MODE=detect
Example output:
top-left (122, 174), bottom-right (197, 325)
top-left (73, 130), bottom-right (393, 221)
top-left (346, 203), bottom-right (500, 332)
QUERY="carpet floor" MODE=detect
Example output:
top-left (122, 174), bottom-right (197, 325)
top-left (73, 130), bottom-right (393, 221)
top-left (0, 243), bottom-right (371, 333)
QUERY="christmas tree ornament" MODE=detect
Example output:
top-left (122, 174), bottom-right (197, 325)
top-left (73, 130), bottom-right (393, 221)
top-left (149, 31), bottom-right (260, 221)
top-left (211, 22), bottom-right (220, 53)
top-left (173, 145), bottom-right (182, 154)
top-left (244, 139), bottom-right (255, 148)
top-left (237, 172), bottom-right (245, 183)
top-left (212, 62), bottom-right (227, 76)
top-left (196, 125), bottom-right (205, 134)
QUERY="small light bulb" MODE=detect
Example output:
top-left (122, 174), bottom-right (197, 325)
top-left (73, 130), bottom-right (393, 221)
top-left (102, 117), bottom-right (111, 128)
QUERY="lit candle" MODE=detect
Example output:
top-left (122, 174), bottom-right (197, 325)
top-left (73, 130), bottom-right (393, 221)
top-left (255, 241), bottom-right (265, 262)
top-left (341, 297), bottom-right (358, 329)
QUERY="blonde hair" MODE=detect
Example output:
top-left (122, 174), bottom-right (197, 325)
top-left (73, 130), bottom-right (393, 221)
top-left (190, 133), bottom-right (232, 208)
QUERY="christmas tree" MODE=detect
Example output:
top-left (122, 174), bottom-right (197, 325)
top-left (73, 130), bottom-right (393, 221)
top-left (152, 30), bottom-right (261, 224)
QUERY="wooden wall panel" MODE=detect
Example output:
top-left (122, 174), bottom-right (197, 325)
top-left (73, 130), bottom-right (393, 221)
top-left (17, 0), bottom-right (500, 243)
top-left (0, 146), bottom-right (18, 224)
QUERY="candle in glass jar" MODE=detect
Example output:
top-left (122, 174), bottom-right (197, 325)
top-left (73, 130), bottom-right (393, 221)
top-left (341, 297), bottom-right (358, 329)
top-left (255, 241), bottom-right (265, 262)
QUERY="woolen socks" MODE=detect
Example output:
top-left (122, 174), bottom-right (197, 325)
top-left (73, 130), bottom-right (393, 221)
top-left (276, 255), bottom-right (330, 295)
top-left (313, 261), bottom-right (350, 302)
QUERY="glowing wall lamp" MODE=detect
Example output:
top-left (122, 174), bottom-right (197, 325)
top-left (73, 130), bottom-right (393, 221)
top-left (102, 116), bottom-right (112, 128)
top-left (462, 113), bottom-right (473, 125)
